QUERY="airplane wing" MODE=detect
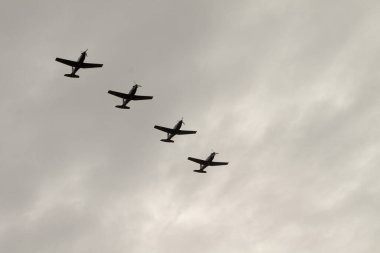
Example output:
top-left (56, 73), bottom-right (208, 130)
top-left (55, 58), bottom-right (79, 67)
top-left (80, 62), bottom-right (103, 68)
top-left (209, 161), bottom-right (229, 166)
top-left (188, 157), bottom-right (207, 165)
top-left (130, 95), bottom-right (153, 100)
top-left (177, 129), bottom-right (197, 135)
top-left (108, 90), bottom-right (129, 99)
top-left (154, 125), bottom-right (176, 134)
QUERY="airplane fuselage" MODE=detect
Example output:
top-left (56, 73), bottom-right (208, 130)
top-left (122, 85), bottom-right (138, 106)
top-left (166, 120), bottom-right (183, 140)
top-left (129, 86), bottom-right (138, 96)
top-left (200, 152), bottom-right (216, 170)
top-left (71, 52), bottom-right (86, 75)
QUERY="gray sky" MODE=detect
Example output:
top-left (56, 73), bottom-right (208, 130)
top-left (1, 0), bottom-right (379, 252)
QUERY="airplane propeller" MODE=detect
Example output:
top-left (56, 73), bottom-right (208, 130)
top-left (82, 49), bottom-right (88, 56)
top-left (133, 81), bottom-right (142, 88)
top-left (181, 117), bottom-right (185, 125)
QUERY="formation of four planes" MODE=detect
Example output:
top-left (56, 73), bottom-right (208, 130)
top-left (55, 50), bottom-right (229, 173)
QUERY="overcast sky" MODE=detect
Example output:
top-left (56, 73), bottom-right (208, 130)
top-left (1, 0), bottom-right (380, 252)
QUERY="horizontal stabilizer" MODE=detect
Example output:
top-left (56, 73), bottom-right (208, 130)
top-left (64, 74), bottom-right (79, 78)
top-left (160, 139), bottom-right (174, 143)
top-left (193, 170), bottom-right (207, 173)
top-left (115, 105), bottom-right (130, 109)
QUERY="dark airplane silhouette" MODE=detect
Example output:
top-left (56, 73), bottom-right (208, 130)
top-left (154, 118), bottom-right (196, 143)
top-left (55, 50), bottom-right (103, 78)
top-left (108, 83), bottom-right (153, 109)
top-left (188, 152), bottom-right (228, 173)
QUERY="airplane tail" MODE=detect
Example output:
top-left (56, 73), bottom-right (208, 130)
top-left (64, 74), bottom-right (79, 78)
top-left (115, 105), bottom-right (130, 109)
top-left (193, 170), bottom-right (207, 174)
top-left (160, 139), bottom-right (174, 143)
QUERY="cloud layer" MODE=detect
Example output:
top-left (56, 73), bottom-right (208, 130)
top-left (1, 0), bottom-right (379, 252)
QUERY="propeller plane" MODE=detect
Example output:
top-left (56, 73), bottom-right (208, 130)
top-left (154, 118), bottom-right (196, 143)
top-left (188, 152), bottom-right (228, 173)
top-left (108, 83), bottom-right (153, 109)
top-left (55, 50), bottom-right (103, 78)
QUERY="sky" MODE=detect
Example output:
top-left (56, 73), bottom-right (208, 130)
top-left (0, 0), bottom-right (380, 252)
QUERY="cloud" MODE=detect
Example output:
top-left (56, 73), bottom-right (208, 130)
top-left (0, 0), bottom-right (379, 252)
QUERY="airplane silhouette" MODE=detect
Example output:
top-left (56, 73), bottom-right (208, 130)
top-left (108, 83), bottom-right (153, 109)
top-left (188, 152), bottom-right (228, 173)
top-left (154, 118), bottom-right (196, 143)
top-left (55, 50), bottom-right (103, 78)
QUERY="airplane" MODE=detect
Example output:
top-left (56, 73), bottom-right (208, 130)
top-left (154, 118), bottom-right (197, 143)
top-left (108, 83), bottom-right (153, 109)
top-left (188, 152), bottom-right (228, 173)
top-left (55, 49), bottom-right (103, 78)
